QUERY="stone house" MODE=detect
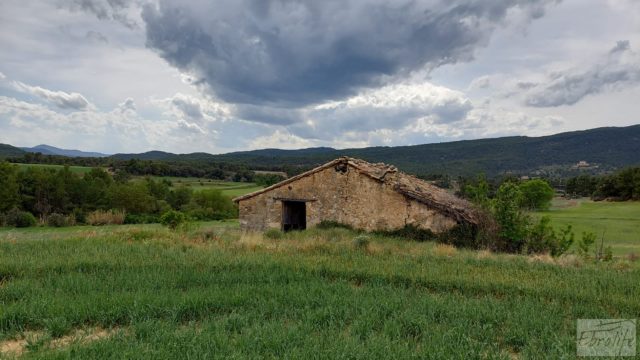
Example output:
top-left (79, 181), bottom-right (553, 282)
top-left (233, 157), bottom-right (478, 233)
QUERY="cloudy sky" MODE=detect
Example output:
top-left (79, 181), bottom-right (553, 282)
top-left (1, 0), bottom-right (639, 154)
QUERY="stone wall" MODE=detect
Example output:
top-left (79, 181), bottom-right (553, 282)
top-left (237, 164), bottom-right (457, 232)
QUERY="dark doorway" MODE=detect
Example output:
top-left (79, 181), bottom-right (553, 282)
top-left (282, 201), bottom-right (306, 231)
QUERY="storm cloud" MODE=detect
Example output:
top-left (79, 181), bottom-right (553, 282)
top-left (62, 0), bottom-right (140, 29)
top-left (525, 41), bottom-right (640, 107)
top-left (142, 0), bottom-right (559, 108)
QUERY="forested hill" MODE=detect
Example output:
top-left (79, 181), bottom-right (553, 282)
top-left (19, 144), bottom-right (109, 158)
top-left (3, 125), bottom-right (639, 177)
top-left (113, 125), bottom-right (640, 177)
top-left (0, 144), bottom-right (25, 158)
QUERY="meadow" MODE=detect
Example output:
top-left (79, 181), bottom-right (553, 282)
top-left (536, 198), bottom-right (640, 256)
top-left (141, 177), bottom-right (263, 198)
top-left (0, 222), bottom-right (638, 359)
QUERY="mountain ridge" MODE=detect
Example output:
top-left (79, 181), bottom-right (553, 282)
top-left (2, 125), bottom-right (639, 177)
top-left (20, 144), bottom-right (110, 158)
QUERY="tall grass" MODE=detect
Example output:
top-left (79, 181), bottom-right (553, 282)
top-left (85, 210), bottom-right (126, 226)
top-left (0, 223), bottom-right (638, 358)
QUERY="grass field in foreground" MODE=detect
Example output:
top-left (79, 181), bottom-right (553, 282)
top-left (0, 223), bottom-right (638, 358)
top-left (14, 163), bottom-right (94, 174)
top-left (535, 198), bottom-right (640, 256)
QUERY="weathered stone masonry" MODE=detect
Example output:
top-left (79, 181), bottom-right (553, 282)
top-left (234, 157), bottom-right (478, 233)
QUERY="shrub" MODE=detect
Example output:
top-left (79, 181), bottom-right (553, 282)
top-left (547, 223), bottom-right (574, 257)
top-left (16, 211), bottom-right (37, 228)
top-left (264, 228), bottom-right (284, 240)
top-left (352, 235), bottom-right (370, 250)
top-left (577, 232), bottom-right (597, 258)
top-left (519, 179), bottom-right (554, 210)
top-left (86, 210), bottom-right (126, 226)
top-left (376, 225), bottom-right (436, 242)
top-left (184, 190), bottom-right (237, 220)
top-left (125, 213), bottom-right (160, 224)
top-left (437, 224), bottom-right (477, 248)
top-left (316, 221), bottom-right (354, 230)
top-left (462, 181), bottom-right (575, 256)
top-left (72, 208), bottom-right (86, 224)
top-left (160, 210), bottom-right (186, 230)
top-left (4, 208), bottom-right (37, 228)
top-left (47, 213), bottom-right (75, 227)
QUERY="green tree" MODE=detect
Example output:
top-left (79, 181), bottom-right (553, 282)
top-left (492, 182), bottom-right (529, 252)
top-left (0, 162), bottom-right (20, 212)
top-left (254, 173), bottom-right (286, 187)
top-left (463, 174), bottom-right (491, 208)
top-left (519, 179), bottom-right (554, 210)
top-left (185, 189), bottom-right (236, 220)
top-left (167, 187), bottom-right (193, 210)
top-left (108, 182), bottom-right (154, 214)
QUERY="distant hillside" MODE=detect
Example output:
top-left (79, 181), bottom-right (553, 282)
top-left (113, 125), bottom-right (638, 177)
top-left (111, 147), bottom-right (337, 161)
top-left (20, 144), bottom-right (109, 158)
top-left (0, 143), bottom-right (25, 158)
top-left (6, 125), bottom-right (640, 177)
top-left (111, 150), bottom-right (175, 161)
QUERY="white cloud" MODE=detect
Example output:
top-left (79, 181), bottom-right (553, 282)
top-left (523, 41), bottom-right (640, 107)
top-left (11, 81), bottom-right (92, 110)
top-left (248, 130), bottom-right (314, 150)
top-left (176, 119), bottom-right (204, 134)
top-left (118, 97), bottom-right (136, 112)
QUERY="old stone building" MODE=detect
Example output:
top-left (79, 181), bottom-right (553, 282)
top-left (233, 157), bottom-right (478, 233)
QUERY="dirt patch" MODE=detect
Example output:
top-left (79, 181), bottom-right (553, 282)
top-left (0, 327), bottom-right (116, 357)
top-left (49, 328), bottom-right (114, 349)
top-left (1, 338), bottom-right (28, 357)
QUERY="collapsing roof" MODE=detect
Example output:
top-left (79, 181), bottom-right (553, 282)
top-left (234, 157), bottom-right (479, 226)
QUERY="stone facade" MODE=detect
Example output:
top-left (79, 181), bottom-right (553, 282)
top-left (235, 158), bottom-right (463, 233)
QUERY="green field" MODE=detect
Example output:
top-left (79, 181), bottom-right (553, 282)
top-left (536, 198), bottom-right (640, 256)
top-left (0, 223), bottom-right (638, 358)
top-left (148, 177), bottom-right (263, 198)
top-left (14, 163), bottom-right (94, 174)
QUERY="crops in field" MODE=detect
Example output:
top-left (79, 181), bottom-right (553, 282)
top-left (1, 223), bottom-right (638, 358)
top-left (14, 163), bottom-right (94, 174)
top-left (535, 198), bottom-right (640, 256)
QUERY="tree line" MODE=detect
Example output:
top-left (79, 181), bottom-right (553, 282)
top-left (0, 162), bottom-right (237, 227)
top-left (7, 153), bottom-right (290, 181)
top-left (565, 167), bottom-right (640, 200)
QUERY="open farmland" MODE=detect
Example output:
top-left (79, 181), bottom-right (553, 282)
top-left (0, 222), bottom-right (638, 358)
top-left (146, 177), bottom-right (263, 198)
top-left (14, 163), bottom-right (94, 174)
top-left (535, 198), bottom-right (640, 256)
